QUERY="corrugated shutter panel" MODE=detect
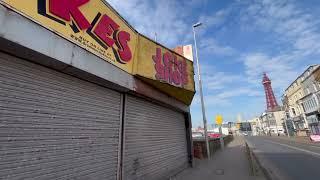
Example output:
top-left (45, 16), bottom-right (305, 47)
top-left (0, 52), bottom-right (121, 180)
top-left (123, 95), bottom-right (188, 180)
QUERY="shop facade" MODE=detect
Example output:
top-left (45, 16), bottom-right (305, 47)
top-left (0, 1), bottom-right (195, 179)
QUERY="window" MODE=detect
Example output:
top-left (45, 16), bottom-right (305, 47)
top-left (306, 88), bottom-right (310, 94)
top-left (286, 112), bottom-right (290, 119)
top-left (302, 103), bottom-right (306, 112)
top-left (297, 106), bottom-right (301, 114)
top-left (314, 97), bottom-right (318, 106)
top-left (313, 83), bottom-right (318, 91)
top-left (311, 99), bottom-right (315, 108)
top-left (292, 108), bottom-right (296, 116)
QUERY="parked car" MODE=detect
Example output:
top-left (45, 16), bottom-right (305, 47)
top-left (192, 132), bottom-right (203, 138)
top-left (207, 133), bottom-right (221, 138)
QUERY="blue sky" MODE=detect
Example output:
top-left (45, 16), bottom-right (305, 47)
top-left (107, 0), bottom-right (320, 127)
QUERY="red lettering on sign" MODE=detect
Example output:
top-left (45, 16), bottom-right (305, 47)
top-left (153, 48), bottom-right (165, 80)
top-left (49, 0), bottom-right (91, 30)
top-left (163, 52), bottom-right (172, 83)
top-left (94, 14), bottom-right (119, 47)
top-left (116, 31), bottom-right (132, 63)
top-left (181, 60), bottom-right (188, 85)
top-left (172, 55), bottom-right (181, 85)
top-left (43, 0), bottom-right (133, 63)
top-left (153, 48), bottom-right (188, 86)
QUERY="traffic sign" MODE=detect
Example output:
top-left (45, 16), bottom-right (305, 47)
top-left (216, 115), bottom-right (223, 125)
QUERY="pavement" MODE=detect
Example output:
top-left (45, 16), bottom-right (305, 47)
top-left (174, 136), bottom-right (266, 180)
top-left (273, 135), bottom-right (313, 144)
top-left (246, 136), bottom-right (320, 180)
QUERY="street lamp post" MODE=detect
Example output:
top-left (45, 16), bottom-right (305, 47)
top-left (192, 22), bottom-right (210, 159)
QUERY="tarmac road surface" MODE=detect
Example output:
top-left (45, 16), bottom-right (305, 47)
top-left (246, 136), bottom-right (320, 180)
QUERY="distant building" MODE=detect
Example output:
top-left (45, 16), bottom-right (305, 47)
top-left (248, 117), bottom-right (261, 136)
top-left (260, 111), bottom-right (285, 135)
top-left (300, 65), bottom-right (320, 135)
top-left (282, 66), bottom-right (319, 136)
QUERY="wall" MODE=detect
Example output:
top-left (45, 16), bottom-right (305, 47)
top-left (193, 135), bottom-right (234, 159)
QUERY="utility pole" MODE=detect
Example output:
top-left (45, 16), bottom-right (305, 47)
top-left (192, 22), bottom-right (210, 159)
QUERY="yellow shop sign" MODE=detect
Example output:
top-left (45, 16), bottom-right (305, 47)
top-left (1, 0), bottom-right (196, 105)
top-left (134, 35), bottom-right (195, 105)
top-left (1, 0), bottom-right (138, 73)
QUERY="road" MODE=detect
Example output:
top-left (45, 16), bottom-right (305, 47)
top-left (246, 136), bottom-right (320, 180)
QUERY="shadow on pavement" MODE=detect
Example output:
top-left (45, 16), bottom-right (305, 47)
top-left (173, 137), bottom-right (266, 180)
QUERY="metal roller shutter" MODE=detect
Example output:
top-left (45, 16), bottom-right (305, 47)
top-left (0, 52), bottom-right (121, 180)
top-left (123, 95), bottom-right (188, 180)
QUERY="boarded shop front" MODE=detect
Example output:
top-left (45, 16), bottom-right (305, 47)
top-left (0, 0), bottom-right (195, 179)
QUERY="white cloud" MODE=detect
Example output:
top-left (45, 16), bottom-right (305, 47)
top-left (238, 0), bottom-right (320, 97)
top-left (200, 38), bottom-right (237, 56)
top-left (240, 0), bottom-right (320, 55)
top-left (186, 0), bottom-right (209, 7)
top-left (216, 88), bottom-right (262, 99)
top-left (192, 87), bottom-right (262, 107)
top-left (198, 9), bottom-right (230, 28)
top-left (202, 72), bottom-right (241, 90)
top-left (194, 63), bottom-right (243, 91)
top-left (106, 0), bottom-right (191, 47)
top-left (192, 62), bottom-right (262, 107)
top-left (242, 52), bottom-right (302, 95)
top-left (192, 93), bottom-right (231, 107)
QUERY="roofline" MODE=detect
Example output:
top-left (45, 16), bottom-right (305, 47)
top-left (138, 32), bottom-right (194, 64)
top-left (301, 65), bottom-right (320, 83)
top-left (284, 65), bottom-right (319, 92)
top-left (102, 1), bottom-right (193, 64)
top-left (102, 1), bottom-right (139, 34)
top-left (311, 65), bottom-right (320, 76)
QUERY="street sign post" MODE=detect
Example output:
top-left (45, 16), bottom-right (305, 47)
top-left (216, 115), bottom-right (223, 125)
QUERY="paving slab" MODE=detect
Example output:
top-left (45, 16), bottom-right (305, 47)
top-left (174, 136), bottom-right (266, 180)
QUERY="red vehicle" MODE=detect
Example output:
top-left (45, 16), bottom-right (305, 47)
top-left (207, 133), bottom-right (221, 138)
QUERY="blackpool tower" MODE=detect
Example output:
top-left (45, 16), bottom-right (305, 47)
top-left (262, 73), bottom-right (279, 111)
